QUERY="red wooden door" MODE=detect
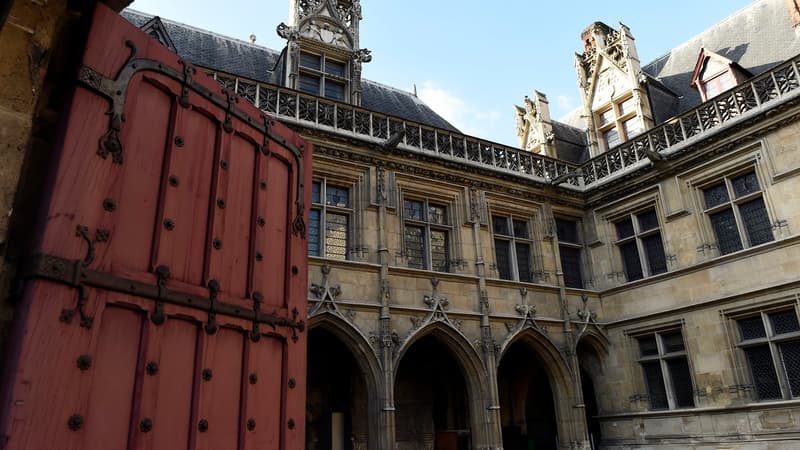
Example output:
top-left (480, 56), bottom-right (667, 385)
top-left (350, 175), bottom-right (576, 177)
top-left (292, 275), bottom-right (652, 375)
top-left (0, 4), bottom-right (310, 450)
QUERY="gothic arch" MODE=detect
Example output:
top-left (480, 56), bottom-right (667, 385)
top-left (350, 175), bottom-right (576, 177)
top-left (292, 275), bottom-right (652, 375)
top-left (307, 313), bottom-right (383, 450)
top-left (497, 328), bottom-right (579, 449)
top-left (393, 321), bottom-right (491, 449)
top-left (576, 328), bottom-right (610, 361)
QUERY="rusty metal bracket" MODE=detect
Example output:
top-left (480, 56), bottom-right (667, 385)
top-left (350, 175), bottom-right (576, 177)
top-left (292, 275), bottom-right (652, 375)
top-left (150, 265), bottom-right (169, 325)
top-left (177, 59), bottom-right (195, 108)
top-left (250, 291), bottom-right (263, 342)
top-left (205, 279), bottom-right (220, 335)
top-left (222, 88), bottom-right (238, 133)
top-left (78, 40), bottom-right (308, 243)
top-left (77, 40), bottom-right (137, 164)
top-left (21, 254), bottom-right (305, 336)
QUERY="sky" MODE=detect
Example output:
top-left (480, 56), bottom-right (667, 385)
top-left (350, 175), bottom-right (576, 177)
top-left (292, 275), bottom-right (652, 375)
top-left (128, 0), bottom-right (755, 146)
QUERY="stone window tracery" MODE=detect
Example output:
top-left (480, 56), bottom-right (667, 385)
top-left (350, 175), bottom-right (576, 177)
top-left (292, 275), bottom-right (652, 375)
top-left (492, 215), bottom-right (533, 283)
top-left (309, 179), bottom-right (351, 260)
top-left (735, 308), bottom-right (800, 400)
top-left (635, 330), bottom-right (695, 410)
top-left (613, 208), bottom-right (667, 282)
top-left (701, 171), bottom-right (773, 255)
top-left (596, 96), bottom-right (642, 151)
top-left (555, 217), bottom-right (584, 288)
top-left (403, 199), bottom-right (450, 272)
top-left (298, 51), bottom-right (348, 102)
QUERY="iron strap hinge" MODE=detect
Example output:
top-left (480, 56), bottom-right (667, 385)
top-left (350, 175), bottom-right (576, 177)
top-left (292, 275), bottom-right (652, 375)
top-left (21, 253), bottom-right (305, 335)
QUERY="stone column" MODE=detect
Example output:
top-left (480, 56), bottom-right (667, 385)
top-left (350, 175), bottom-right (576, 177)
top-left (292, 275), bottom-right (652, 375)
top-left (376, 166), bottom-right (395, 450)
top-left (470, 188), bottom-right (503, 449)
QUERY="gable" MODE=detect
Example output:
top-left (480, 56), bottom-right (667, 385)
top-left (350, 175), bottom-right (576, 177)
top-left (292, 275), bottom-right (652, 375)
top-left (591, 58), bottom-right (633, 110)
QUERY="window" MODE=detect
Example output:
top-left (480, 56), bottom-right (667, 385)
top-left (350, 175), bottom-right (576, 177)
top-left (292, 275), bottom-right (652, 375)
top-left (614, 208), bottom-right (667, 282)
top-left (702, 70), bottom-right (736, 99)
top-left (702, 171), bottom-right (773, 255)
top-left (736, 309), bottom-right (800, 400)
top-left (298, 51), bottom-right (347, 101)
top-left (309, 180), bottom-right (351, 260)
top-left (403, 199), bottom-right (450, 272)
top-left (637, 330), bottom-right (695, 409)
top-left (555, 217), bottom-right (583, 288)
top-left (492, 215), bottom-right (532, 282)
top-left (596, 96), bottom-right (643, 151)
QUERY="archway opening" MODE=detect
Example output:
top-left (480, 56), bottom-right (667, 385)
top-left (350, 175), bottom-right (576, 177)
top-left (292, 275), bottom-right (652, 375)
top-left (306, 327), bottom-right (369, 450)
top-left (577, 340), bottom-right (603, 449)
top-left (395, 334), bottom-right (471, 450)
top-left (498, 339), bottom-right (559, 450)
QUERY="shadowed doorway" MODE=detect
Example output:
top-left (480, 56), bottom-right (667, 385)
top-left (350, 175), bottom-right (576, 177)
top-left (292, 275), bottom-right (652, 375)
top-left (306, 327), bottom-right (369, 450)
top-left (498, 340), bottom-right (559, 450)
top-left (395, 334), bottom-right (471, 450)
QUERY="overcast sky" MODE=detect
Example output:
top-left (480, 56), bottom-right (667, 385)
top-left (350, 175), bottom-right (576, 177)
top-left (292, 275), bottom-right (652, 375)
top-left (129, 0), bottom-right (755, 146)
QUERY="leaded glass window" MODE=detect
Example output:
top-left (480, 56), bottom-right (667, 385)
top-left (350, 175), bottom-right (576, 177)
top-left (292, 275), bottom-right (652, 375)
top-left (555, 217), bottom-right (583, 288)
top-left (636, 330), bottom-right (695, 410)
top-left (703, 171), bottom-right (773, 255)
top-left (309, 180), bottom-right (351, 260)
top-left (737, 308), bottom-right (800, 400)
top-left (297, 51), bottom-right (349, 102)
top-left (492, 215), bottom-right (533, 282)
top-left (595, 95), bottom-right (644, 151)
top-left (614, 208), bottom-right (667, 282)
top-left (403, 199), bottom-right (450, 272)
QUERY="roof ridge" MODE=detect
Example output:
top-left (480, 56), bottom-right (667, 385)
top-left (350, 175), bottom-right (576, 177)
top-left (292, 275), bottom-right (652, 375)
top-left (123, 8), bottom-right (282, 56)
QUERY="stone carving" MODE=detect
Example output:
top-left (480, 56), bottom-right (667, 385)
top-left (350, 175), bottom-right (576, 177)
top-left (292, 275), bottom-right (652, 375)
top-left (308, 264), bottom-right (345, 318)
top-left (276, 22), bottom-right (299, 41)
top-left (574, 294), bottom-right (603, 344)
top-left (353, 48), bottom-right (372, 63)
top-left (301, 20), bottom-right (350, 48)
top-left (298, 0), bottom-right (324, 18)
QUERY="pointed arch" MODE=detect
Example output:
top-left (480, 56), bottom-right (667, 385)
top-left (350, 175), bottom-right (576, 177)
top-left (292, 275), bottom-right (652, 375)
top-left (393, 321), bottom-right (492, 449)
top-left (497, 328), bottom-right (580, 449)
top-left (499, 326), bottom-right (572, 381)
top-left (307, 313), bottom-right (382, 450)
top-left (576, 327), bottom-right (610, 360)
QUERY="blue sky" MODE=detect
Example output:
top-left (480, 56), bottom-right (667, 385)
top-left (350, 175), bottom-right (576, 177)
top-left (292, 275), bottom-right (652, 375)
top-left (129, 0), bottom-right (755, 146)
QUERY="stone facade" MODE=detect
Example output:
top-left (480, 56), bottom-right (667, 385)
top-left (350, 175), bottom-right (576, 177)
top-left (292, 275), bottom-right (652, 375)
top-left (2, 1), bottom-right (800, 449)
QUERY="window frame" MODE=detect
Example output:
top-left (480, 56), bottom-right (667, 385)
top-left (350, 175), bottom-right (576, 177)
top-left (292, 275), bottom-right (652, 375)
top-left (554, 216), bottom-right (584, 289)
top-left (635, 329), bottom-right (696, 410)
top-left (297, 50), bottom-right (349, 102)
top-left (699, 169), bottom-right (774, 256)
top-left (402, 198), bottom-right (452, 272)
top-left (612, 207), bottom-right (668, 282)
top-left (595, 95), bottom-right (643, 151)
top-left (491, 214), bottom-right (534, 283)
top-left (309, 178), bottom-right (352, 260)
top-left (735, 307), bottom-right (800, 401)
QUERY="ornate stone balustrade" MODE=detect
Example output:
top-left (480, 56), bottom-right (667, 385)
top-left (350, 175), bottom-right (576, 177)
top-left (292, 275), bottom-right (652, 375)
top-left (208, 72), bottom-right (581, 187)
top-left (579, 55), bottom-right (800, 186)
top-left (207, 54), bottom-right (800, 190)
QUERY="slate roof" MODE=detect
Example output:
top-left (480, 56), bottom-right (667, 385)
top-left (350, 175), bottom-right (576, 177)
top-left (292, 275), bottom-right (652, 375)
top-left (121, 9), bottom-right (458, 132)
top-left (553, 0), bottom-right (800, 162)
top-left (642, 0), bottom-right (800, 117)
top-left (552, 121), bottom-right (589, 164)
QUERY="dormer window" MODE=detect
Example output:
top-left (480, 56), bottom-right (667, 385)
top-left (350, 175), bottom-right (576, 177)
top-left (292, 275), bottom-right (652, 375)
top-left (702, 70), bottom-right (736, 99)
top-left (596, 96), bottom-right (643, 150)
top-left (691, 48), bottom-right (752, 102)
top-left (298, 51), bottom-right (348, 101)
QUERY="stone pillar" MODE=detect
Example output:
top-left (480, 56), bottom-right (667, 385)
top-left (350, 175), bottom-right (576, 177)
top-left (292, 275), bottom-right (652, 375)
top-left (469, 188), bottom-right (503, 449)
top-left (376, 166), bottom-right (395, 450)
top-left (545, 203), bottom-right (591, 450)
